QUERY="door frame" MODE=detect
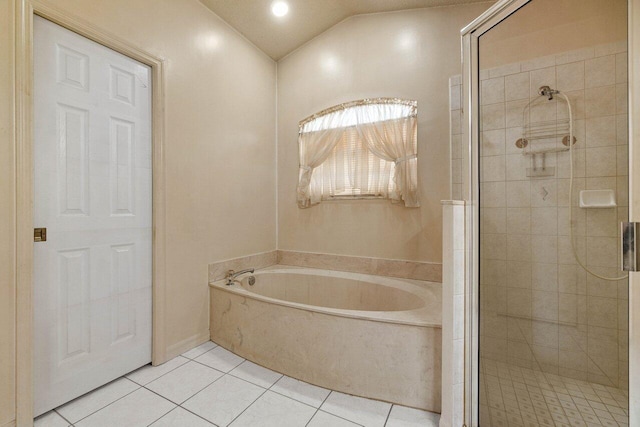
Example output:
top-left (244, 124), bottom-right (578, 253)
top-left (14, 1), bottom-right (168, 425)
top-left (461, 0), bottom-right (640, 425)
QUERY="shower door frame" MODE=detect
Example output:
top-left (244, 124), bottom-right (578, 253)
top-left (460, 0), bottom-right (640, 425)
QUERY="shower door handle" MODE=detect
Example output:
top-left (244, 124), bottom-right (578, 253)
top-left (621, 222), bottom-right (639, 271)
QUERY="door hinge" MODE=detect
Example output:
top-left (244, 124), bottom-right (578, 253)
top-left (34, 227), bottom-right (47, 242)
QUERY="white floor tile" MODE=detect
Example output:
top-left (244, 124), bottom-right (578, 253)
top-left (126, 356), bottom-right (189, 385)
top-left (230, 390), bottom-right (316, 427)
top-left (34, 411), bottom-right (70, 427)
top-left (182, 341), bottom-right (218, 360)
top-left (230, 360), bottom-right (282, 388)
top-left (55, 377), bottom-right (139, 423)
top-left (270, 376), bottom-right (330, 408)
top-left (75, 388), bottom-right (175, 427)
top-left (195, 346), bottom-right (245, 373)
top-left (146, 361), bottom-right (224, 404)
top-left (150, 407), bottom-right (215, 427)
top-left (320, 391), bottom-right (391, 427)
top-left (182, 374), bottom-right (264, 426)
top-left (385, 405), bottom-right (440, 427)
top-left (307, 410), bottom-right (362, 427)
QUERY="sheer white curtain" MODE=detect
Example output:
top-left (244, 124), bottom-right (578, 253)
top-left (354, 103), bottom-right (419, 207)
top-left (296, 126), bottom-right (344, 208)
top-left (296, 98), bottom-right (418, 208)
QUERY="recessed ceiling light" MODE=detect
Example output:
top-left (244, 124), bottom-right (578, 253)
top-left (271, 1), bottom-right (289, 17)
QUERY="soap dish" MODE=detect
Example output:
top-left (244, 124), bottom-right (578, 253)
top-left (579, 189), bottom-right (616, 208)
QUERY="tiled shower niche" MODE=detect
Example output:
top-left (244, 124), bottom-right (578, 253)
top-left (450, 41), bottom-right (629, 390)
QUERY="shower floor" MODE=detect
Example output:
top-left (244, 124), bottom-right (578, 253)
top-left (34, 340), bottom-right (439, 427)
top-left (480, 359), bottom-right (629, 427)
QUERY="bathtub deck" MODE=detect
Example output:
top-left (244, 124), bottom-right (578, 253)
top-left (34, 341), bottom-right (440, 427)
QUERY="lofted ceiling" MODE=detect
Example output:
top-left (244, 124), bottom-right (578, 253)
top-left (199, 0), bottom-right (492, 60)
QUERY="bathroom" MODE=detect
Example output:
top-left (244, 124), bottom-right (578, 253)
top-left (0, 0), bottom-right (638, 426)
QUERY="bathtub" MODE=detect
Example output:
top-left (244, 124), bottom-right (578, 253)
top-left (209, 266), bottom-right (442, 412)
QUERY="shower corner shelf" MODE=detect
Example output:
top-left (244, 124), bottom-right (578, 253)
top-left (579, 189), bottom-right (617, 208)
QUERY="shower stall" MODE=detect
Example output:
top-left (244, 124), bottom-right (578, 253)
top-left (454, 0), bottom-right (640, 425)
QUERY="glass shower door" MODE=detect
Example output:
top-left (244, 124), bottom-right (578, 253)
top-left (475, 1), bottom-right (629, 425)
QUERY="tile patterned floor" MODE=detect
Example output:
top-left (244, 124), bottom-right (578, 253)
top-left (480, 359), bottom-right (629, 427)
top-left (34, 341), bottom-right (440, 427)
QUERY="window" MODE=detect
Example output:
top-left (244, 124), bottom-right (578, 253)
top-left (312, 126), bottom-right (396, 199)
top-left (296, 98), bottom-right (419, 208)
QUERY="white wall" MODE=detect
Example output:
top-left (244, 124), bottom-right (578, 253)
top-left (0, 0), bottom-right (276, 423)
top-left (480, 0), bottom-right (628, 69)
top-left (277, 3), bottom-right (493, 263)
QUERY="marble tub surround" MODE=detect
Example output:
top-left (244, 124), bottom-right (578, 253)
top-left (208, 250), bottom-right (277, 282)
top-left (208, 250), bottom-right (442, 284)
top-left (277, 250), bottom-right (442, 282)
top-left (209, 266), bottom-right (442, 411)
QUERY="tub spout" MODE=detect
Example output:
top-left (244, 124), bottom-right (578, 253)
top-left (225, 268), bottom-right (255, 286)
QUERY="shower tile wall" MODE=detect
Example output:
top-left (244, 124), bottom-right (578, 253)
top-left (450, 42), bottom-right (629, 389)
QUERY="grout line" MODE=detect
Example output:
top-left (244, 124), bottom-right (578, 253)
top-left (306, 409), bottom-right (366, 427)
top-left (304, 388), bottom-right (333, 426)
top-left (383, 404), bottom-right (393, 426)
top-left (53, 409), bottom-right (74, 426)
top-left (171, 366), bottom-right (228, 404)
top-left (318, 409), bottom-right (366, 426)
top-left (137, 393), bottom-right (176, 426)
top-left (268, 387), bottom-right (326, 408)
top-left (226, 371), bottom-right (284, 390)
top-left (62, 382), bottom-right (143, 425)
top-left (268, 376), bottom-right (333, 411)
top-left (143, 369), bottom-right (225, 407)
top-left (180, 342), bottom-right (219, 360)
top-left (189, 357), bottom-right (239, 376)
top-left (139, 388), bottom-right (188, 426)
top-left (126, 356), bottom-right (190, 387)
top-left (174, 405), bottom-right (220, 427)
top-left (224, 384), bottom-right (270, 426)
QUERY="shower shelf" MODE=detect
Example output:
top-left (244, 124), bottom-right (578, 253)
top-left (522, 119), bottom-right (570, 138)
top-left (521, 146), bottom-right (570, 155)
top-left (579, 189), bottom-right (617, 208)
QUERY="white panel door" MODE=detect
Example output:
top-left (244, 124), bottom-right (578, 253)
top-left (33, 16), bottom-right (152, 416)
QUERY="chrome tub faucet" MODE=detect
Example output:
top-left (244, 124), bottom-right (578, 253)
top-left (225, 268), bottom-right (255, 286)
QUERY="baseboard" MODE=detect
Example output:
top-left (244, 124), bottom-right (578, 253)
top-left (1, 420), bottom-right (16, 427)
top-left (161, 330), bottom-right (211, 364)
